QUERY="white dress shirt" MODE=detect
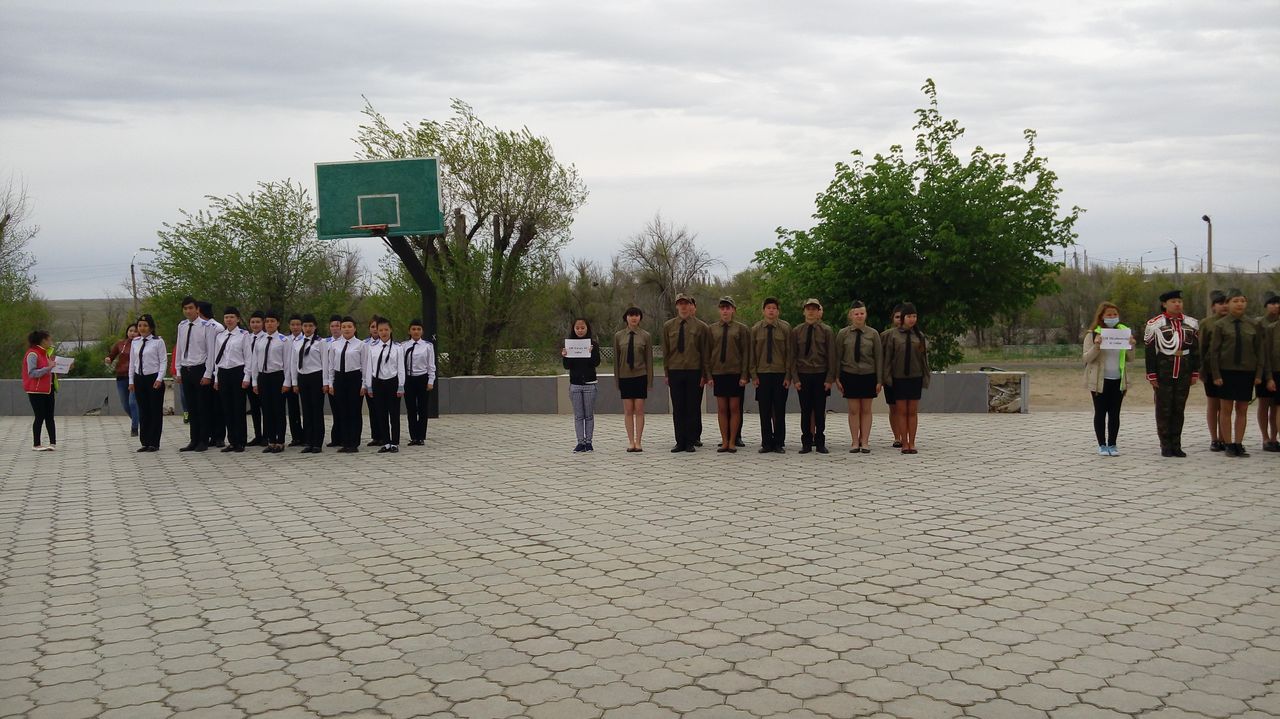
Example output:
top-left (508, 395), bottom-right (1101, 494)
top-left (250, 332), bottom-right (289, 388)
top-left (129, 334), bottom-right (168, 379)
top-left (401, 338), bottom-right (437, 385)
top-left (213, 327), bottom-right (250, 371)
top-left (286, 333), bottom-right (326, 388)
top-left (323, 337), bottom-right (367, 387)
top-left (365, 338), bottom-right (406, 392)
top-left (176, 317), bottom-right (218, 379)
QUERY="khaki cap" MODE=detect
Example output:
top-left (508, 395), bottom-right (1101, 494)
top-left (802, 298), bottom-right (823, 309)
top-left (674, 292), bottom-right (694, 304)
top-left (717, 296), bottom-right (736, 308)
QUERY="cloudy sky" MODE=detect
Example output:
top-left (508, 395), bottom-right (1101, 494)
top-left (3, 0), bottom-right (1277, 299)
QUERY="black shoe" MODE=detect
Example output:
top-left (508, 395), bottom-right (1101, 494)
top-left (860, 448), bottom-right (871, 454)
top-left (378, 446), bottom-right (391, 454)
top-left (212, 441), bottom-right (225, 448)
top-left (734, 438), bottom-right (745, 448)
top-left (1210, 440), bottom-right (1226, 452)
top-left (326, 441), bottom-right (340, 448)
top-left (232, 446), bottom-right (245, 453)
top-left (1265, 441), bottom-right (1280, 452)
top-left (367, 441), bottom-right (381, 447)
top-left (263, 446), bottom-right (274, 453)
top-left (193, 444), bottom-right (208, 452)
top-left (816, 446), bottom-right (830, 454)
top-left (1161, 447), bottom-right (1174, 457)
top-left (671, 444), bottom-right (685, 453)
top-left (684, 445), bottom-right (696, 452)
top-left (1172, 447), bottom-right (1187, 458)
top-left (179, 444), bottom-right (196, 452)
top-left (147, 446), bottom-right (159, 452)
top-left (1234, 443), bottom-right (1250, 457)
top-left (137, 446), bottom-right (149, 453)
top-left (130, 429), bottom-right (139, 437)
top-left (799, 446), bottom-right (812, 454)
top-left (248, 438), bottom-right (266, 447)
top-left (773, 447), bottom-right (785, 454)
top-left (758, 446), bottom-right (773, 454)
top-left (892, 441), bottom-right (903, 448)
top-left (850, 448), bottom-right (860, 453)
top-left (693, 440), bottom-right (703, 447)
top-left (288, 440), bottom-right (305, 447)
top-left (717, 447), bottom-right (729, 453)
top-left (220, 446), bottom-right (236, 453)
top-left (388, 445), bottom-right (399, 453)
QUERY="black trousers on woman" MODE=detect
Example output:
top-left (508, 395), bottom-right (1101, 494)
top-left (218, 366), bottom-right (247, 449)
top-left (1091, 378), bottom-right (1125, 446)
top-left (257, 371), bottom-right (286, 445)
top-left (371, 377), bottom-right (401, 446)
top-left (404, 374), bottom-right (430, 443)
top-left (133, 373), bottom-right (165, 448)
top-left (298, 372), bottom-right (326, 449)
top-left (28, 392), bottom-right (56, 446)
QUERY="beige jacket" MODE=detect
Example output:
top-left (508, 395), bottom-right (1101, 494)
top-left (1081, 323), bottom-right (1132, 392)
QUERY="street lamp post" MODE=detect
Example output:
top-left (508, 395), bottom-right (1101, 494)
top-left (1169, 239), bottom-right (1179, 280)
top-left (1202, 214), bottom-right (1213, 308)
top-left (1259, 255), bottom-right (1271, 275)
top-left (131, 247), bottom-right (155, 316)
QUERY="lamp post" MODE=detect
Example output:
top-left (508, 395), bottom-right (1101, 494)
top-left (1202, 214), bottom-right (1213, 309)
top-left (1169, 239), bottom-right (1179, 280)
top-left (1138, 250), bottom-right (1152, 273)
top-left (130, 247), bottom-right (154, 316)
top-left (1260, 254), bottom-right (1271, 275)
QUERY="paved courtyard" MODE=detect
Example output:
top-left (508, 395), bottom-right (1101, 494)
top-left (1, 411), bottom-right (1277, 719)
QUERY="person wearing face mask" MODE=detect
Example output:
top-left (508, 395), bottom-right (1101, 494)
top-left (1082, 301), bottom-right (1135, 456)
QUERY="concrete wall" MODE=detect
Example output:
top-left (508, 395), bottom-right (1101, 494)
top-left (2, 371), bottom-right (1027, 416)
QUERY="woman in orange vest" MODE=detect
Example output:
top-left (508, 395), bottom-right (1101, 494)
top-left (23, 330), bottom-right (57, 451)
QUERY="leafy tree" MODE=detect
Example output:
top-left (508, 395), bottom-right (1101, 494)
top-left (356, 99), bottom-right (588, 375)
top-left (0, 175), bottom-right (52, 377)
top-left (616, 213), bottom-right (721, 325)
top-left (142, 180), bottom-right (363, 337)
top-left (755, 80), bottom-right (1082, 368)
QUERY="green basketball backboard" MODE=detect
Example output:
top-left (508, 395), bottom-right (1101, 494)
top-left (315, 158), bottom-right (445, 240)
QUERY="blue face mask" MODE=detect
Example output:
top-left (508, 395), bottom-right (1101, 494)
top-left (1102, 317), bottom-right (1120, 327)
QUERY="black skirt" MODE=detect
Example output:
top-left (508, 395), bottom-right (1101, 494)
top-left (1203, 376), bottom-right (1220, 398)
top-left (883, 384), bottom-right (896, 404)
top-left (712, 373), bottom-right (743, 397)
top-left (1257, 371), bottom-right (1277, 399)
top-left (1218, 369), bottom-right (1256, 403)
top-left (617, 375), bottom-right (648, 400)
top-left (892, 376), bottom-right (924, 401)
top-left (840, 371), bottom-right (878, 399)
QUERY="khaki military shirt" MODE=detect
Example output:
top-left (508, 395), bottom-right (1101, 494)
top-left (613, 327), bottom-right (654, 387)
top-left (835, 325), bottom-right (883, 381)
top-left (662, 315), bottom-right (709, 375)
top-left (750, 319), bottom-right (791, 379)
top-left (882, 327), bottom-right (932, 388)
top-left (708, 320), bottom-right (751, 380)
top-left (789, 321), bottom-right (837, 383)
top-left (1206, 314), bottom-right (1267, 380)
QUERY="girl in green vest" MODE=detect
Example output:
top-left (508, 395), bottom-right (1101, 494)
top-left (1082, 301), bottom-right (1135, 456)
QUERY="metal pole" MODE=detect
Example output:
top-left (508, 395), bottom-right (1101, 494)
top-left (1202, 215), bottom-right (1213, 309)
top-left (130, 251), bottom-right (140, 316)
top-left (1169, 240), bottom-right (1179, 280)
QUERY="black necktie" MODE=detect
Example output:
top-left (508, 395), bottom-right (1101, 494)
top-left (138, 337), bottom-right (148, 373)
top-left (379, 343), bottom-right (390, 369)
top-left (854, 329), bottom-right (863, 364)
top-left (805, 324), bottom-right (814, 357)
top-left (340, 341), bottom-right (348, 372)
top-left (216, 333), bottom-right (231, 366)
top-left (262, 335), bottom-right (272, 372)
top-left (298, 337), bottom-right (310, 370)
top-left (903, 332), bottom-right (912, 375)
top-left (677, 320), bottom-right (686, 353)
top-left (766, 325), bottom-right (774, 364)
top-left (406, 343), bottom-right (415, 374)
top-left (627, 332), bottom-right (635, 369)
top-left (184, 321), bottom-right (194, 359)
top-left (1234, 319), bottom-right (1243, 364)
top-left (720, 323), bottom-right (729, 363)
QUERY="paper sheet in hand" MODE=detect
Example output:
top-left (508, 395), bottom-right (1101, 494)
top-left (1099, 328), bottom-right (1131, 350)
top-left (565, 339), bottom-right (592, 358)
top-left (52, 356), bottom-right (75, 374)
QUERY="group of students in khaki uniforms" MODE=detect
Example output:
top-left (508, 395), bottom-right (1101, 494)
top-left (603, 295), bottom-right (931, 455)
top-left (1199, 289), bottom-right (1280, 457)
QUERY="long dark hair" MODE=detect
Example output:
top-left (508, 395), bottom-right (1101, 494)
top-left (568, 317), bottom-right (595, 342)
top-left (28, 330), bottom-right (50, 347)
top-left (899, 302), bottom-right (927, 351)
top-left (124, 322), bottom-right (139, 338)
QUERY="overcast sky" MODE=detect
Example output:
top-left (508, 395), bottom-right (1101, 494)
top-left (3, 0), bottom-right (1278, 299)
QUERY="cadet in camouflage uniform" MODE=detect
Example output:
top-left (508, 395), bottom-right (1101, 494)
top-left (1145, 290), bottom-right (1200, 457)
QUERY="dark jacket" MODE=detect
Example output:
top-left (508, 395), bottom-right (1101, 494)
top-left (563, 339), bottom-right (601, 385)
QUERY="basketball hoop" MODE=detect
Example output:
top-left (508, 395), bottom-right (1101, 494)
top-left (350, 224), bottom-right (390, 236)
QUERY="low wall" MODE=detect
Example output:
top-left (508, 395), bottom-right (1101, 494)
top-left (1, 371), bottom-right (1028, 416)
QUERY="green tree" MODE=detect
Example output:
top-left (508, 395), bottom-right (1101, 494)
top-left (755, 80), bottom-right (1082, 368)
top-left (0, 175), bottom-right (52, 378)
top-left (142, 180), bottom-right (363, 337)
top-left (356, 99), bottom-right (588, 375)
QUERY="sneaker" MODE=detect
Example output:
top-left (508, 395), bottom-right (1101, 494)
top-left (573, 443), bottom-right (585, 453)
top-left (130, 428), bottom-right (139, 437)
top-left (1264, 441), bottom-right (1280, 452)
top-left (1210, 440), bottom-right (1226, 452)
top-left (584, 443), bottom-right (594, 452)
top-left (1098, 445), bottom-right (1109, 456)
top-left (32, 445), bottom-right (49, 452)
top-left (1107, 445), bottom-right (1120, 456)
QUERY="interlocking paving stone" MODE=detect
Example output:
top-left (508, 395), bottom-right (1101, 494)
top-left (1, 412), bottom-right (1277, 718)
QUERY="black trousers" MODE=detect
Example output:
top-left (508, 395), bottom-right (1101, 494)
top-left (28, 392), bottom-right (56, 446)
top-left (328, 393), bottom-right (339, 445)
top-left (286, 389), bottom-right (303, 443)
top-left (405, 374), bottom-right (431, 442)
top-left (1091, 378), bottom-right (1125, 446)
top-left (218, 366), bottom-right (247, 449)
top-left (1153, 373), bottom-right (1191, 451)
top-left (735, 382), bottom-right (745, 443)
top-left (207, 380), bottom-right (225, 445)
top-left (133, 373), bottom-right (165, 448)
top-left (298, 372), bottom-right (325, 449)
top-left (756, 372), bottom-right (787, 448)
top-left (258, 371), bottom-right (286, 444)
top-left (797, 372), bottom-right (828, 448)
top-left (371, 377), bottom-right (401, 446)
top-left (247, 388), bottom-right (263, 441)
top-left (668, 369), bottom-right (704, 447)
top-left (366, 394), bottom-right (382, 443)
top-left (180, 365), bottom-right (211, 447)
top-left (333, 371), bottom-right (364, 449)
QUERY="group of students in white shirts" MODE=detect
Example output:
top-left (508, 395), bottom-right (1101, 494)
top-left (128, 298), bottom-right (436, 455)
